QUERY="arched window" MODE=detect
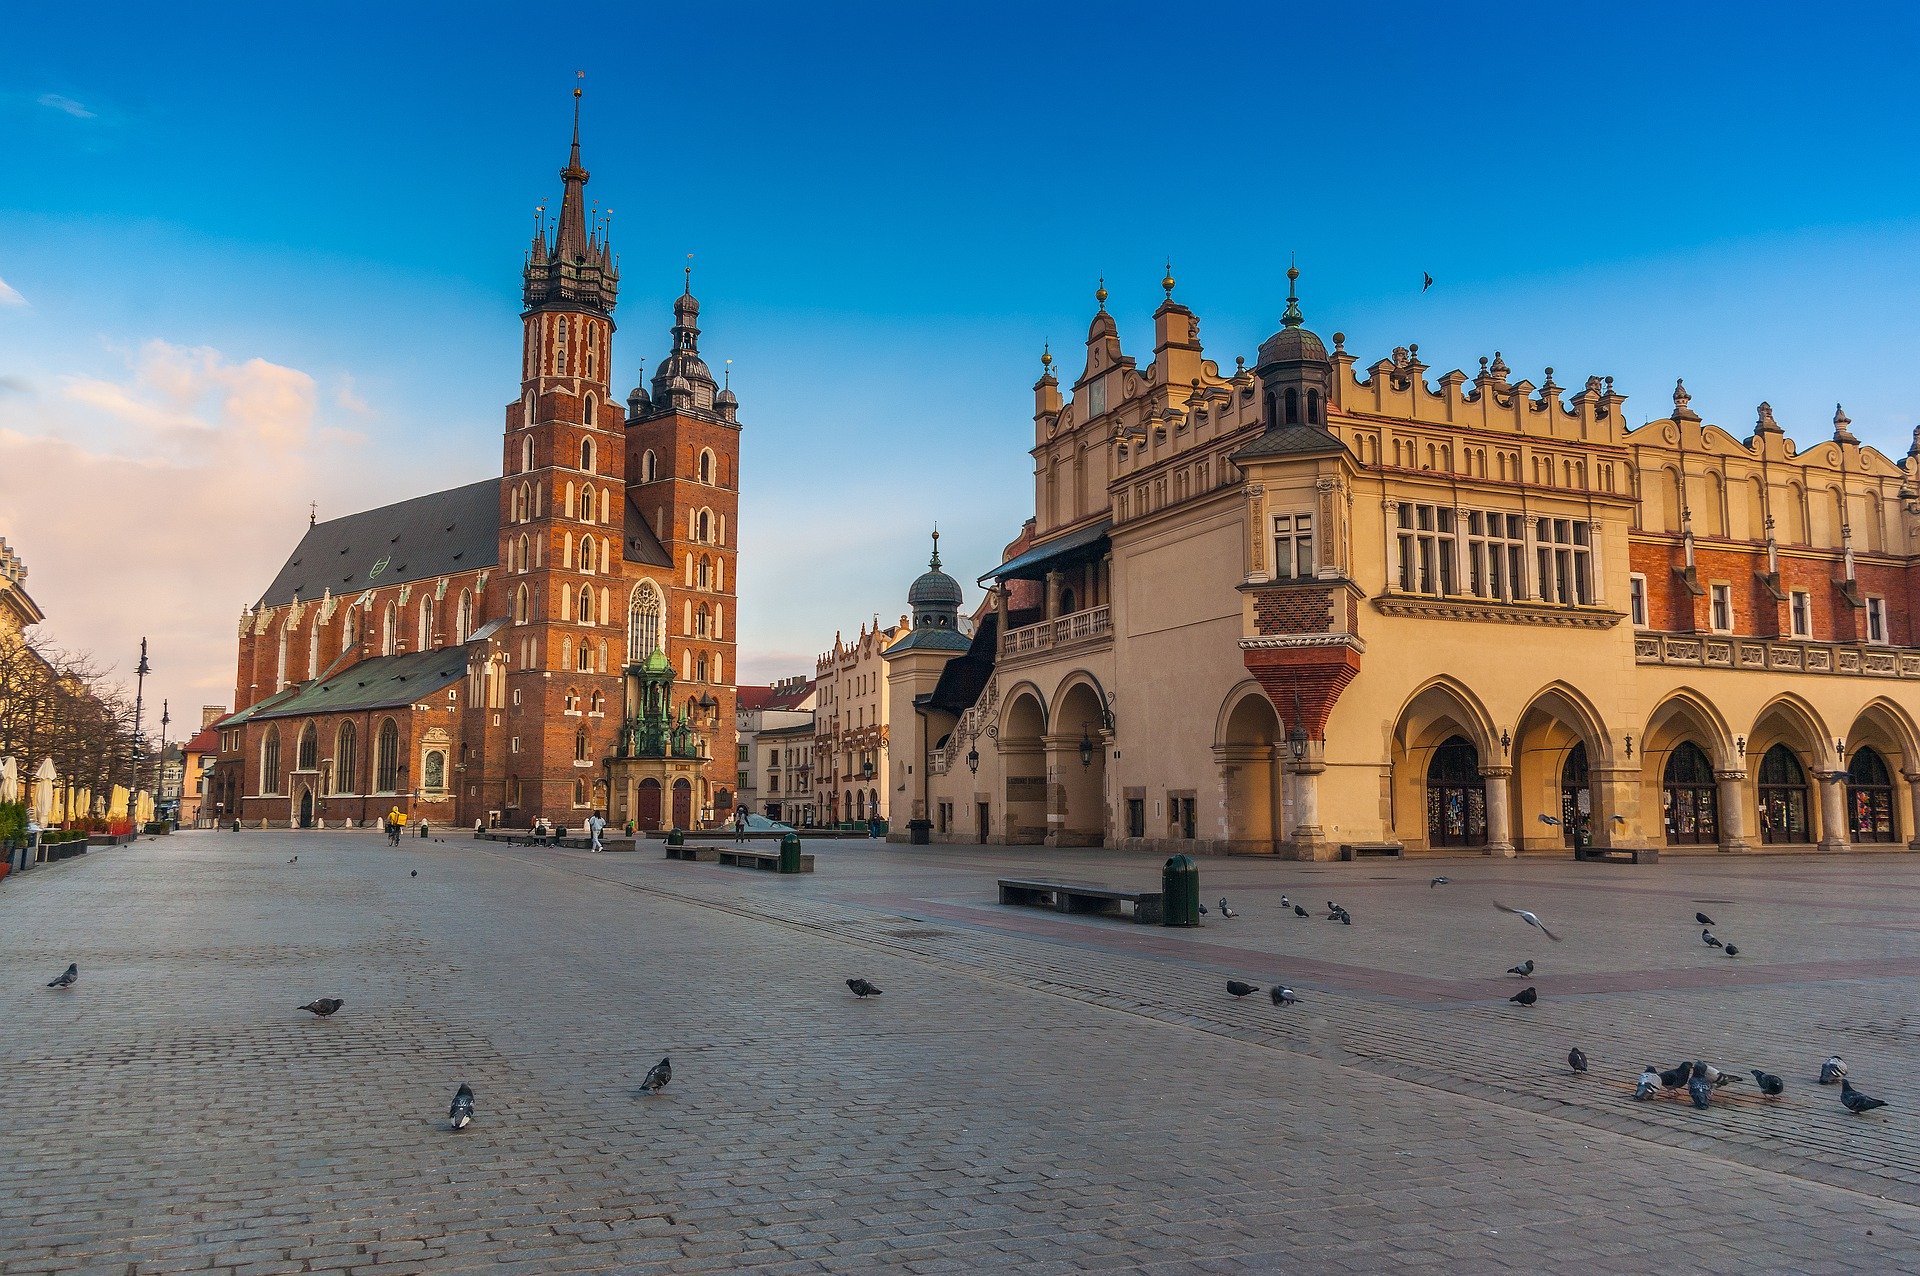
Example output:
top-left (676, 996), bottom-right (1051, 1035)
top-left (1425, 736), bottom-right (1485, 847)
top-left (1758, 744), bottom-right (1810, 844)
top-left (1284, 387), bottom-right (1300, 425)
top-left (1663, 742), bottom-right (1718, 845)
top-left (382, 602), bottom-right (397, 655)
top-left (296, 722), bottom-right (317, 771)
top-left (515, 584), bottom-right (530, 625)
top-left (580, 486), bottom-right (595, 523)
top-left (456, 590), bottom-right (472, 643)
top-left (554, 316), bottom-right (569, 374)
top-left (699, 449), bottom-right (713, 484)
top-left (522, 435), bottom-right (534, 475)
top-left (575, 727), bottom-right (589, 762)
top-left (418, 597), bottom-right (433, 651)
top-left (580, 437), bottom-right (595, 473)
top-left (641, 450), bottom-right (657, 482)
top-left (374, 717), bottom-right (400, 793)
top-left (577, 585), bottom-right (594, 624)
top-left (334, 721), bottom-right (358, 794)
top-left (261, 726), bottom-right (282, 795)
top-left (1848, 747), bottom-right (1897, 842)
top-left (628, 582), bottom-right (663, 662)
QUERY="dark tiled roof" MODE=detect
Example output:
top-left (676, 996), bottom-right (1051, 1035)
top-left (239, 648), bottom-right (471, 723)
top-left (256, 479), bottom-right (500, 608)
top-left (980, 518), bottom-right (1112, 583)
top-left (1230, 423), bottom-right (1347, 461)
top-left (624, 492), bottom-right (674, 567)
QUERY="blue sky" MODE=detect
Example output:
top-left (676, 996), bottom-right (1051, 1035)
top-left (5, 2), bottom-right (1920, 719)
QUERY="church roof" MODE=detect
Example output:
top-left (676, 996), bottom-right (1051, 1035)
top-left (256, 479), bottom-right (500, 609)
top-left (234, 647), bottom-right (472, 723)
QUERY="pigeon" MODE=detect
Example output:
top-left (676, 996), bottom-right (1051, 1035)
top-left (1695, 912), bottom-right (1715, 926)
top-left (1270, 986), bottom-right (1299, 1006)
top-left (1702, 929), bottom-right (1723, 949)
top-left (1218, 897), bottom-right (1238, 919)
top-left (1723, 943), bottom-right (1739, 957)
top-left (1751, 1069), bottom-right (1785, 1098)
top-left (1509, 986), bottom-right (1537, 1006)
top-left (1688, 1062), bottom-right (1713, 1109)
top-left (1429, 876), bottom-right (1450, 888)
top-left (448, 1083), bottom-right (475, 1130)
top-left (1841, 1079), bottom-right (1889, 1114)
top-left (1538, 813), bottom-right (1559, 826)
top-left (299, 998), bottom-right (343, 1018)
top-left (1226, 980), bottom-right (1259, 998)
top-left (1422, 272), bottom-right (1434, 292)
top-left (47, 963), bottom-right (78, 989)
top-left (1568, 1047), bottom-right (1588, 1074)
top-left (1494, 902), bottom-right (1562, 942)
top-left (1819, 1056), bottom-right (1847, 1085)
top-left (1293, 904), bottom-right (1309, 919)
top-left (846, 978), bottom-right (882, 997)
top-left (1657, 1061), bottom-right (1693, 1090)
top-left (1506, 959), bottom-right (1535, 977)
top-left (1636, 1066), bottom-right (1662, 1100)
top-left (640, 1057), bottom-right (672, 1094)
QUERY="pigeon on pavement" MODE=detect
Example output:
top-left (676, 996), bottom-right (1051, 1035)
top-left (846, 978), bottom-right (882, 997)
top-left (1819, 1056), bottom-right (1847, 1085)
top-left (299, 998), bottom-right (343, 1018)
top-left (640, 1057), bottom-right (672, 1093)
top-left (1695, 912), bottom-right (1715, 926)
top-left (1636, 1066), bottom-right (1662, 1100)
top-left (1509, 986), bottom-right (1537, 1006)
top-left (1688, 1062), bottom-right (1713, 1109)
top-left (1702, 929), bottom-right (1723, 949)
top-left (1658, 1061), bottom-right (1693, 1090)
top-left (1507, 959), bottom-right (1535, 977)
top-left (448, 1083), bottom-right (475, 1130)
top-left (1494, 902), bottom-right (1562, 942)
top-left (1752, 1069), bottom-right (1785, 1098)
top-left (1218, 897), bottom-right (1238, 919)
top-left (1568, 1047), bottom-right (1588, 1074)
top-left (1226, 980), bottom-right (1260, 998)
top-left (1841, 1080), bottom-right (1889, 1114)
top-left (47, 963), bottom-right (77, 989)
top-left (1430, 876), bottom-right (1450, 888)
top-left (1270, 986), bottom-right (1299, 1006)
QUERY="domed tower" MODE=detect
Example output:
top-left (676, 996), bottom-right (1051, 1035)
top-left (1253, 263), bottom-right (1334, 433)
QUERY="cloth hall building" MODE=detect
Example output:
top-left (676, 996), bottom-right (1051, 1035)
top-left (888, 267), bottom-right (1920, 858)
top-left (209, 96), bottom-right (741, 831)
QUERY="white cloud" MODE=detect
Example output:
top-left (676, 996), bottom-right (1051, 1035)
top-left (37, 93), bottom-right (96, 120)
top-left (0, 276), bottom-right (26, 307)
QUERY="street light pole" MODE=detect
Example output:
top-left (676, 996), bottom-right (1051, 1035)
top-left (130, 638), bottom-right (151, 830)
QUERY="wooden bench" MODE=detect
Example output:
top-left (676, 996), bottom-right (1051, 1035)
top-left (1340, 842), bottom-right (1404, 860)
top-left (663, 843), bottom-right (719, 862)
top-left (716, 847), bottom-right (814, 873)
top-left (997, 878), bottom-right (1163, 924)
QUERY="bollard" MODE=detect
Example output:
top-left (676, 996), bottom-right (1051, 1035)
top-left (1161, 854), bottom-right (1199, 927)
top-left (666, 828), bottom-right (684, 848)
top-left (779, 832), bottom-right (803, 873)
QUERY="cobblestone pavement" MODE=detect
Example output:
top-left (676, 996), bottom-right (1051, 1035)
top-left (5, 832), bottom-right (1920, 1273)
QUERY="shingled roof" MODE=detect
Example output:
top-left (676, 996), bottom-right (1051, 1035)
top-left (256, 479), bottom-right (500, 608)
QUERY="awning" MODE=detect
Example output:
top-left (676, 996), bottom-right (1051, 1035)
top-left (979, 518), bottom-right (1112, 584)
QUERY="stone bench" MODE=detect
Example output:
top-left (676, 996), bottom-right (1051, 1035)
top-left (716, 847), bottom-right (814, 873)
top-left (997, 878), bottom-right (1163, 924)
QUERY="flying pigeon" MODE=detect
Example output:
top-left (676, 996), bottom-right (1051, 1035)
top-left (846, 978), bottom-right (882, 997)
top-left (1422, 272), bottom-right (1434, 292)
top-left (1819, 1056), bottom-right (1847, 1085)
top-left (640, 1057), bottom-right (672, 1094)
top-left (1723, 943), bottom-right (1739, 957)
top-left (1509, 986), bottom-right (1537, 1006)
top-left (1702, 929), bottom-right (1723, 949)
top-left (448, 1083), bottom-right (475, 1130)
top-left (1568, 1047), bottom-right (1588, 1074)
top-left (1636, 1066), bottom-right (1661, 1100)
top-left (1695, 912), bottom-right (1714, 926)
top-left (299, 998), bottom-right (343, 1018)
top-left (1688, 1062), bottom-right (1713, 1109)
top-left (1293, 904), bottom-right (1309, 918)
top-left (1841, 1079), bottom-right (1889, 1114)
top-left (1218, 897), bottom-right (1238, 919)
top-left (1751, 1069), bottom-right (1785, 1098)
top-left (1657, 1061), bottom-right (1693, 1090)
top-left (1538, 813), bottom-right (1559, 826)
top-left (1506, 959), bottom-right (1535, 977)
top-left (1226, 980), bottom-right (1260, 998)
top-left (1270, 985), bottom-right (1299, 1006)
top-left (1494, 902), bottom-right (1562, 942)
top-left (1429, 876), bottom-right (1450, 888)
top-left (47, 963), bottom-right (77, 989)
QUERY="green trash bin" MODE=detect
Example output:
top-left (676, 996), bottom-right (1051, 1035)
top-left (666, 828), bottom-right (684, 848)
top-left (1161, 854), bottom-right (1199, 927)
top-left (779, 832), bottom-right (803, 873)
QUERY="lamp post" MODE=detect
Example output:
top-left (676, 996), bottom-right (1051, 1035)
top-left (129, 638), bottom-right (151, 829)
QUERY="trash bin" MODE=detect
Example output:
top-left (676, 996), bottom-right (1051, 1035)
top-left (1161, 853), bottom-right (1199, 927)
top-left (666, 828), bottom-right (684, 848)
top-left (779, 832), bottom-right (803, 873)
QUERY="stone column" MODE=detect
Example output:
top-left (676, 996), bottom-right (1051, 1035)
top-left (1481, 765), bottom-right (1515, 857)
top-left (1903, 770), bottom-right (1920, 850)
top-left (1714, 770), bottom-right (1750, 853)
top-left (1817, 770), bottom-right (1849, 853)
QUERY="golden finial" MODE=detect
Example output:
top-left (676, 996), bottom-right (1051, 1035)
top-left (1162, 259), bottom-right (1176, 298)
top-left (1095, 275), bottom-right (1108, 310)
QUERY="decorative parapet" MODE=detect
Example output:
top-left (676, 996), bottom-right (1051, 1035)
top-left (1633, 632), bottom-right (1920, 679)
top-left (1371, 594), bottom-right (1625, 630)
